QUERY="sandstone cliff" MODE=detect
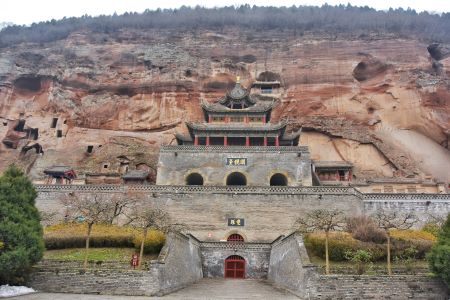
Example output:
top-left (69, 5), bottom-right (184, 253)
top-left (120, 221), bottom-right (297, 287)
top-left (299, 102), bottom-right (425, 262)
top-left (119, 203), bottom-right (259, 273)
top-left (0, 28), bottom-right (449, 183)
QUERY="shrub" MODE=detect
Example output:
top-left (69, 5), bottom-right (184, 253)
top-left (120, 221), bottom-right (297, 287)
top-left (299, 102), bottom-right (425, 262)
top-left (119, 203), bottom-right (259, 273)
top-left (422, 223), bottom-right (441, 238)
top-left (428, 213), bottom-right (450, 287)
top-left (345, 249), bottom-right (373, 274)
top-left (44, 223), bottom-right (165, 253)
top-left (305, 232), bottom-right (358, 261)
top-left (346, 215), bottom-right (386, 243)
top-left (132, 229), bottom-right (166, 254)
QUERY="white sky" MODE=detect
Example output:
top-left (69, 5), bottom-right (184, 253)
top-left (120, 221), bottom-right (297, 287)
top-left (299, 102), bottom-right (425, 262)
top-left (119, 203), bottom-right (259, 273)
top-left (1, 0), bottom-right (449, 25)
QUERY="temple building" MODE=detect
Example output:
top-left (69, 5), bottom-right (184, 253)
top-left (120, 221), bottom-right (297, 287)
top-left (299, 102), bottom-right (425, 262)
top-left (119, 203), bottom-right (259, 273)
top-left (157, 78), bottom-right (311, 186)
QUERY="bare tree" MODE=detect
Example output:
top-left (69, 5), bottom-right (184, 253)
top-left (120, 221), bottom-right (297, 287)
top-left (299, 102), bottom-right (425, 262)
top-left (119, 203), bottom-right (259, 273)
top-left (371, 209), bottom-right (417, 275)
top-left (294, 209), bottom-right (345, 275)
top-left (62, 193), bottom-right (113, 269)
top-left (106, 193), bottom-right (134, 225)
top-left (130, 200), bottom-right (184, 268)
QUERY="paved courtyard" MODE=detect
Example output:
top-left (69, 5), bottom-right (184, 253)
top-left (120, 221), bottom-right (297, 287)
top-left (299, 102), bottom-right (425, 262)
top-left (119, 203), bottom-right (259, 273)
top-left (10, 279), bottom-right (299, 299)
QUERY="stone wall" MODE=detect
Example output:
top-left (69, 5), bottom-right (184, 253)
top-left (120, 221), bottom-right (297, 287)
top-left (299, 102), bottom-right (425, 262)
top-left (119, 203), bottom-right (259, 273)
top-left (308, 275), bottom-right (449, 300)
top-left (267, 232), bottom-right (317, 298)
top-left (155, 232), bottom-right (203, 295)
top-left (200, 242), bottom-right (271, 278)
top-left (35, 185), bottom-right (363, 241)
top-left (29, 232), bottom-right (202, 296)
top-left (156, 146), bottom-right (313, 186)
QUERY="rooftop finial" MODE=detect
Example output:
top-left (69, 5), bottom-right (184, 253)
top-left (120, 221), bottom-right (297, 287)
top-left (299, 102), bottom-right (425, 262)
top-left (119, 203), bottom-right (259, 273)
top-left (236, 76), bottom-right (240, 83)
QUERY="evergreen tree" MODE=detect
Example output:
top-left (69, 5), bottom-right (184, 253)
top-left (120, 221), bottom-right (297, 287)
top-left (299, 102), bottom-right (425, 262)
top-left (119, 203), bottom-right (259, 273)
top-left (0, 165), bottom-right (44, 284)
top-left (428, 213), bottom-right (450, 287)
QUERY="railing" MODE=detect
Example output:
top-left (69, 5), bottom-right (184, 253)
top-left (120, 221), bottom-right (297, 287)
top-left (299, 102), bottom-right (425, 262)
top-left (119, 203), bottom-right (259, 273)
top-left (362, 193), bottom-right (450, 201)
top-left (34, 184), bottom-right (359, 195)
top-left (160, 145), bottom-right (309, 153)
top-left (200, 242), bottom-right (272, 251)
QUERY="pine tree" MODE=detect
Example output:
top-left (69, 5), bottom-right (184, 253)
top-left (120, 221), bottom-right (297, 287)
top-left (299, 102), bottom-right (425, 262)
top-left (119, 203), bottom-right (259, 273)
top-left (0, 165), bottom-right (44, 284)
top-left (427, 213), bottom-right (450, 287)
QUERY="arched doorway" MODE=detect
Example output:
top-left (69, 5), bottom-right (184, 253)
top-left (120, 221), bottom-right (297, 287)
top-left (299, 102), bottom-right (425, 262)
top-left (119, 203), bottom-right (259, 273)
top-left (227, 233), bottom-right (244, 243)
top-left (186, 173), bottom-right (204, 185)
top-left (225, 255), bottom-right (245, 279)
top-left (270, 173), bottom-right (288, 186)
top-left (226, 172), bottom-right (247, 186)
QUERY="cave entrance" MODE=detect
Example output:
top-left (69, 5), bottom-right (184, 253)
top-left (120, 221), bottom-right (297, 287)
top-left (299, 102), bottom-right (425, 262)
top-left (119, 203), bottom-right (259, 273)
top-left (186, 173), bottom-right (204, 186)
top-left (51, 118), bottom-right (58, 128)
top-left (14, 120), bottom-right (26, 132)
top-left (270, 173), bottom-right (288, 186)
top-left (226, 172), bottom-right (247, 186)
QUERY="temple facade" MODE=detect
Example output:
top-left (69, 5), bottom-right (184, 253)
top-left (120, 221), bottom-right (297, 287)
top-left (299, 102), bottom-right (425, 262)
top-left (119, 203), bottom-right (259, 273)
top-left (156, 79), bottom-right (312, 187)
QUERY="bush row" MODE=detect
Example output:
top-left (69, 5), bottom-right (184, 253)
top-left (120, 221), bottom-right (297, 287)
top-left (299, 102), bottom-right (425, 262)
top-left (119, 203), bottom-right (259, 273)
top-left (44, 223), bottom-right (165, 254)
top-left (304, 230), bottom-right (435, 262)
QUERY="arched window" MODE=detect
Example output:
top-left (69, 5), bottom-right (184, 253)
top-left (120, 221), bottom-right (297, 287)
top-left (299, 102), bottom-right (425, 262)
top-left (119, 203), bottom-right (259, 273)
top-left (227, 234), bottom-right (244, 243)
top-left (186, 173), bottom-right (204, 185)
top-left (226, 172), bottom-right (247, 186)
top-left (270, 173), bottom-right (288, 186)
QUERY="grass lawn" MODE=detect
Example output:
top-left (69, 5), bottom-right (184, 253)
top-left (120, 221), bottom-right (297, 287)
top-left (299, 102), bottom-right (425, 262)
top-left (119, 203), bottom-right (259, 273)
top-left (44, 248), bottom-right (158, 262)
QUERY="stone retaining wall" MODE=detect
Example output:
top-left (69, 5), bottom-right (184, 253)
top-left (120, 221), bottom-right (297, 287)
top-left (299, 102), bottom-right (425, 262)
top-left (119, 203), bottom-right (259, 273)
top-left (308, 275), bottom-right (449, 300)
top-left (268, 232), bottom-right (317, 298)
top-left (29, 232), bottom-right (202, 296)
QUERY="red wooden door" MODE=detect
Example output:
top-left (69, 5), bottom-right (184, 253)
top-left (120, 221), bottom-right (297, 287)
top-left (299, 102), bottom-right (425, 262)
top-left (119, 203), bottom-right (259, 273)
top-left (225, 255), bottom-right (245, 279)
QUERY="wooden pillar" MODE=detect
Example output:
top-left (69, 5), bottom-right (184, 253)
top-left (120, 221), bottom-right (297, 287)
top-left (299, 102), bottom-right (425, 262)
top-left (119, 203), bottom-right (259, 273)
top-left (245, 136), bottom-right (250, 147)
top-left (206, 136), bottom-right (210, 146)
top-left (225, 116), bottom-right (230, 123)
top-left (208, 115), bottom-right (212, 123)
top-left (262, 115), bottom-right (266, 123)
top-left (224, 136), bottom-right (228, 146)
top-left (275, 136), bottom-right (279, 147)
top-left (194, 135), bottom-right (199, 146)
top-left (348, 169), bottom-right (352, 182)
top-left (245, 116), bottom-right (249, 123)
top-left (263, 136), bottom-right (267, 146)
top-left (336, 170), bottom-right (340, 181)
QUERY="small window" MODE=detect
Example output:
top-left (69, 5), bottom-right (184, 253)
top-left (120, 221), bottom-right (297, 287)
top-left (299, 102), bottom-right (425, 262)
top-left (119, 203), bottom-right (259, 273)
top-left (103, 164), bottom-right (109, 169)
top-left (87, 145), bottom-right (94, 153)
top-left (212, 116), bottom-right (225, 122)
top-left (51, 118), bottom-right (58, 128)
top-left (249, 116), bottom-right (262, 123)
top-left (2, 122), bottom-right (7, 126)
top-left (227, 234), bottom-right (244, 242)
top-left (63, 120), bottom-right (67, 124)
top-left (56, 130), bottom-right (62, 138)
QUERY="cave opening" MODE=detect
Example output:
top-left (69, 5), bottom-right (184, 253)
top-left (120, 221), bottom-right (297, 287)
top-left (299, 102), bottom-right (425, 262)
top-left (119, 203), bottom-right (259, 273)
top-left (270, 173), bottom-right (288, 186)
top-left (87, 145), bottom-right (94, 153)
top-left (56, 130), bottom-right (62, 138)
top-left (14, 120), bottom-right (26, 132)
top-left (226, 172), bottom-right (247, 186)
top-left (51, 118), bottom-right (58, 128)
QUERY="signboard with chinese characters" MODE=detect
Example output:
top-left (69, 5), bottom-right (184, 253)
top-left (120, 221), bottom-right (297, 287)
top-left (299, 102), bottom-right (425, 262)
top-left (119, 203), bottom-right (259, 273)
top-left (226, 158), bottom-right (247, 166)
top-left (228, 218), bottom-right (245, 226)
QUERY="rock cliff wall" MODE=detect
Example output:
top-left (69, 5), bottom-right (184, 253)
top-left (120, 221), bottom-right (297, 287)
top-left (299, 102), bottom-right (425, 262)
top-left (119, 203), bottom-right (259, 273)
top-left (0, 28), bottom-right (449, 182)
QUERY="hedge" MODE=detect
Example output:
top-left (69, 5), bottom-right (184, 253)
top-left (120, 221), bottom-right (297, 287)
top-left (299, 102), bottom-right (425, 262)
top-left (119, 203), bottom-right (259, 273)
top-left (305, 230), bottom-right (436, 262)
top-left (44, 223), bottom-right (165, 254)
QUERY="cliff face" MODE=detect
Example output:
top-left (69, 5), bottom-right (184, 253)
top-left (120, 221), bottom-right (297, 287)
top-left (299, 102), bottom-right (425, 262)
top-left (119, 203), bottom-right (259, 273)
top-left (0, 28), bottom-right (449, 182)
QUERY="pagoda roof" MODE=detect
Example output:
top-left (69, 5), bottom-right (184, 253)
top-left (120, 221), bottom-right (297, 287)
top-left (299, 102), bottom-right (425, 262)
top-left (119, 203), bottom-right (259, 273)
top-left (201, 99), bottom-right (274, 114)
top-left (44, 166), bottom-right (77, 178)
top-left (186, 120), bottom-right (288, 133)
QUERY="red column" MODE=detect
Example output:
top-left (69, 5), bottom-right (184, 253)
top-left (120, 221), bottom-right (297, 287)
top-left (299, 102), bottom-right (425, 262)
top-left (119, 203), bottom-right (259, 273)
top-left (206, 136), bottom-right (210, 146)
top-left (224, 136), bottom-right (228, 146)
top-left (336, 170), bottom-right (340, 181)
top-left (194, 135), bottom-right (199, 146)
top-left (263, 136), bottom-right (267, 146)
top-left (262, 115), bottom-right (266, 123)
top-left (226, 117), bottom-right (230, 123)
top-left (275, 136), bottom-right (279, 146)
top-left (348, 170), bottom-right (352, 182)
top-left (245, 136), bottom-right (250, 147)
top-left (208, 115), bottom-right (212, 123)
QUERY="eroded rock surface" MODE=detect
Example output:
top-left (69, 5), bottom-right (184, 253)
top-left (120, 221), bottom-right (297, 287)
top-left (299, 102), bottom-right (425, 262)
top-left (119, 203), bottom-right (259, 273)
top-left (0, 28), bottom-right (449, 182)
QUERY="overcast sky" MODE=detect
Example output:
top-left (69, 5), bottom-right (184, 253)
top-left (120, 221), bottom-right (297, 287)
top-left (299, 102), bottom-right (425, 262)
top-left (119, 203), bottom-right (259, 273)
top-left (1, 0), bottom-right (449, 25)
